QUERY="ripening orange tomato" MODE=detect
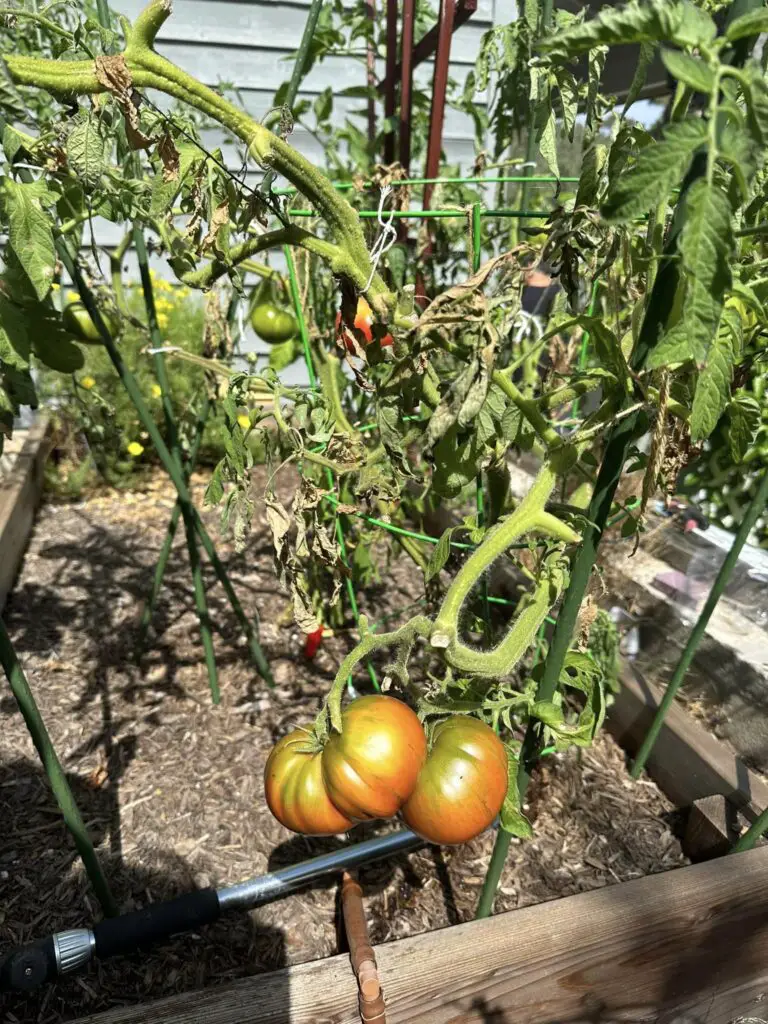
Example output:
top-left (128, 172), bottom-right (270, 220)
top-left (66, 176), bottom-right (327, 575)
top-left (321, 695), bottom-right (427, 820)
top-left (264, 729), bottom-right (353, 836)
top-left (401, 716), bottom-right (508, 845)
top-left (336, 296), bottom-right (393, 352)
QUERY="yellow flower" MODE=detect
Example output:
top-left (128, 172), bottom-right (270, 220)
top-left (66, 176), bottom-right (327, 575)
top-left (151, 384), bottom-right (162, 398)
top-left (81, 375), bottom-right (96, 390)
top-left (127, 441), bottom-right (145, 457)
top-left (51, 283), bottom-right (60, 291)
top-left (155, 296), bottom-right (173, 311)
top-left (237, 413), bottom-right (251, 430)
top-left (66, 290), bottom-right (79, 304)
top-left (177, 287), bottom-right (190, 299)
top-left (149, 268), bottom-right (158, 281)
top-left (156, 312), bottom-right (169, 329)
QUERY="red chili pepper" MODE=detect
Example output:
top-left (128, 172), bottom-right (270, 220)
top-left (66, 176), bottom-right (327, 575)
top-left (303, 625), bottom-right (324, 659)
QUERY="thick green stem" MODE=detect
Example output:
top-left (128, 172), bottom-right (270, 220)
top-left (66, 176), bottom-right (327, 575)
top-left (430, 462), bottom-right (579, 676)
top-left (134, 225), bottom-right (220, 704)
top-left (632, 469), bottom-right (768, 779)
top-left (325, 616), bottom-right (433, 732)
top-left (0, 618), bottom-right (118, 916)
top-left (5, 1), bottom-right (390, 307)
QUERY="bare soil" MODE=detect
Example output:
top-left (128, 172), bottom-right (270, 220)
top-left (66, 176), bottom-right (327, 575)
top-left (1, 469), bottom-right (686, 1024)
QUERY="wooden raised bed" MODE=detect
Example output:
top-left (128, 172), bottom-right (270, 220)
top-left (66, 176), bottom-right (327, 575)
top-left (4, 446), bottom-right (767, 1023)
top-left (0, 418), bottom-right (50, 613)
top-left (71, 845), bottom-right (768, 1024)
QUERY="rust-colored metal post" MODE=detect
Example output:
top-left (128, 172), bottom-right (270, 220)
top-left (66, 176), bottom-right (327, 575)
top-left (341, 872), bottom-right (386, 1023)
top-left (423, 0), bottom-right (456, 211)
top-left (383, 0), bottom-right (398, 164)
top-left (399, 0), bottom-right (416, 173)
top-left (416, 0), bottom-right (456, 303)
top-left (366, 0), bottom-right (377, 144)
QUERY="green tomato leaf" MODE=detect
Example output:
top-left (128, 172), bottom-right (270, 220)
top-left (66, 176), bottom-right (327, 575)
top-left (622, 42), bottom-right (657, 115)
top-left (690, 305), bottom-right (742, 442)
top-left (0, 295), bottom-right (31, 370)
top-left (530, 700), bottom-right (565, 728)
top-left (726, 7), bottom-right (768, 41)
top-left (499, 748), bottom-right (532, 839)
top-left (649, 180), bottom-right (733, 369)
top-left (268, 337), bottom-right (298, 371)
top-left (601, 118), bottom-right (707, 223)
top-left (313, 87), bottom-right (333, 123)
top-left (660, 49), bottom-right (716, 94)
top-left (424, 526), bottom-right (454, 584)
top-left (726, 393), bottom-right (761, 463)
top-left (66, 117), bottom-right (106, 188)
top-left (204, 459), bottom-right (226, 505)
top-left (541, 0), bottom-right (715, 56)
top-left (2, 178), bottom-right (57, 300)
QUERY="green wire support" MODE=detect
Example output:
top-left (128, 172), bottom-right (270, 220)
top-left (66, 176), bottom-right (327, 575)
top-left (0, 618), bottom-right (118, 916)
top-left (272, 174), bottom-right (580, 197)
top-left (631, 469), bottom-right (768, 780)
top-left (286, 208), bottom-right (549, 220)
top-left (134, 226), bottom-right (220, 704)
top-left (56, 242), bottom-right (274, 686)
top-left (283, 245), bottom-right (379, 692)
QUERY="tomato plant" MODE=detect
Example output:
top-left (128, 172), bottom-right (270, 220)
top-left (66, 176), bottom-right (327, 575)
top-left (402, 716), bottom-right (509, 845)
top-left (264, 728), bottom-right (353, 836)
top-left (3, 0), bottom-right (768, 887)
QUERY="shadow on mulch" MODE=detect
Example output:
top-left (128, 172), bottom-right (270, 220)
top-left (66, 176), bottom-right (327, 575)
top-left (0, 757), bottom-right (288, 1024)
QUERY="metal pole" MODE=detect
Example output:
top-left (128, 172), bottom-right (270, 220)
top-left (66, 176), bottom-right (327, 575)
top-left (632, 469), bottom-right (768, 778)
top-left (0, 618), bottom-right (118, 917)
top-left (365, 0), bottom-right (377, 144)
top-left (423, 0), bottom-right (456, 211)
top-left (383, 0), bottom-right (398, 164)
top-left (399, 0), bottom-right (416, 174)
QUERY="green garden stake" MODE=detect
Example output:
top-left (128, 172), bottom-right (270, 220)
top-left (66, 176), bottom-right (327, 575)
top-left (137, 396), bottom-right (210, 646)
top-left (133, 225), bottom-right (220, 704)
top-left (0, 619), bottom-right (118, 917)
top-left (732, 802), bottom-right (768, 854)
top-left (632, 469), bottom-right (768, 779)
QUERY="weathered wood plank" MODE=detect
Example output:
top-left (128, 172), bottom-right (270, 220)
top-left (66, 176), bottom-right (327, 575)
top-left (0, 419), bottom-right (50, 613)
top-left (71, 846), bottom-right (768, 1024)
top-left (608, 663), bottom-right (768, 818)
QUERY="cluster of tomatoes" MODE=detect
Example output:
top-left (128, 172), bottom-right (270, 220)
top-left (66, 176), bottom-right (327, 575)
top-left (264, 695), bottom-right (509, 845)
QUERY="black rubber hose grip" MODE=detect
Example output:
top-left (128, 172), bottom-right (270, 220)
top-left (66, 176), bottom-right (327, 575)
top-left (93, 888), bottom-right (220, 959)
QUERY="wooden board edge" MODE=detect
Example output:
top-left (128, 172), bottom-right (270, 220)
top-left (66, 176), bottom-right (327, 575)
top-left (0, 417), bottom-right (51, 613)
top-left (66, 846), bottom-right (768, 1024)
top-left (607, 660), bottom-right (768, 817)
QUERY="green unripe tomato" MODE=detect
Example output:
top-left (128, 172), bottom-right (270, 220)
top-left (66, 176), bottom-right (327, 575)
top-left (62, 301), bottom-right (119, 345)
top-left (250, 303), bottom-right (297, 344)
